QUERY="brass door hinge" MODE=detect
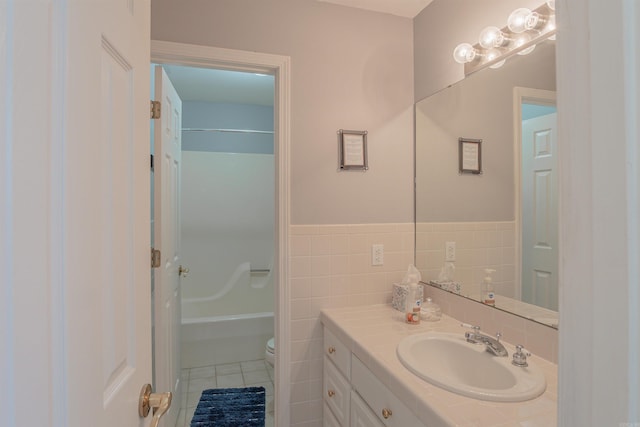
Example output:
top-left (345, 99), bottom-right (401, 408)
top-left (151, 248), bottom-right (161, 268)
top-left (150, 100), bottom-right (161, 119)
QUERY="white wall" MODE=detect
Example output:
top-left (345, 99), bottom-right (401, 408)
top-left (151, 0), bottom-right (415, 224)
top-left (557, 0), bottom-right (640, 424)
top-left (413, 0), bottom-right (544, 101)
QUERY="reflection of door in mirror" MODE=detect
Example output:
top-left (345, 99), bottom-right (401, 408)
top-left (518, 94), bottom-right (558, 311)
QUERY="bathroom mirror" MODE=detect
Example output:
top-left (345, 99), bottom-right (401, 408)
top-left (415, 39), bottom-right (558, 328)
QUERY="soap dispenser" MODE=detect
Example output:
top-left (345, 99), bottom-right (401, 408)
top-left (481, 268), bottom-right (496, 306)
top-left (405, 282), bottom-right (421, 324)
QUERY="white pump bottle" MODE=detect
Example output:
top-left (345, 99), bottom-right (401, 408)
top-left (481, 268), bottom-right (496, 306)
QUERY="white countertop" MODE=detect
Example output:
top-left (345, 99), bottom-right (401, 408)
top-left (321, 304), bottom-right (558, 427)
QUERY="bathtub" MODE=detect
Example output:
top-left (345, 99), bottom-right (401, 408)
top-left (180, 260), bottom-right (275, 368)
top-left (181, 311), bottom-right (274, 368)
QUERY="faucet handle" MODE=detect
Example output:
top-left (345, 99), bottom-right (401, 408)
top-left (460, 323), bottom-right (481, 334)
top-left (460, 323), bottom-right (481, 342)
top-left (512, 345), bottom-right (531, 367)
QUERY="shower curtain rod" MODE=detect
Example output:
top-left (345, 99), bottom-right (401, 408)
top-left (182, 128), bottom-right (274, 135)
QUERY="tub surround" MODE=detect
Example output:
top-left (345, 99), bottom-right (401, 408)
top-left (321, 304), bottom-right (557, 426)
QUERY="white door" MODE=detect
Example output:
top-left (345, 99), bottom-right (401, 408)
top-left (521, 113), bottom-right (559, 311)
top-left (64, 2), bottom-right (160, 426)
top-left (153, 66), bottom-right (183, 427)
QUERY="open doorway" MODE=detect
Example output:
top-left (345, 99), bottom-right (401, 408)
top-left (151, 41), bottom-right (291, 427)
top-left (152, 63), bottom-right (276, 426)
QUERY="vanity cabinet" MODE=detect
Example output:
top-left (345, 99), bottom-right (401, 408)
top-left (323, 327), bottom-right (426, 427)
top-left (351, 355), bottom-right (422, 426)
top-left (323, 328), bottom-right (351, 426)
top-left (324, 402), bottom-right (342, 427)
top-left (350, 391), bottom-right (384, 427)
top-left (324, 355), bottom-right (350, 424)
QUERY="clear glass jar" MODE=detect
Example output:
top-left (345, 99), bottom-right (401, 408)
top-left (420, 297), bottom-right (442, 322)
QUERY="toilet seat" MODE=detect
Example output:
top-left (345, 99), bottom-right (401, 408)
top-left (265, 337), bottom-right (275, 367)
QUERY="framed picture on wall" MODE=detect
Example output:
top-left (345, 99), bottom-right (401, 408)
top-left (458, 137), bottom-right (482, 174)
top-left (338, 129), bottom-right (368, 170)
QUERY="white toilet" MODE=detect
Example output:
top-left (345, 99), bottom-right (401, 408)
top-left (265, 337), bottom-right (275, 367)
top-left (265, 337), bottom-right (276, 414)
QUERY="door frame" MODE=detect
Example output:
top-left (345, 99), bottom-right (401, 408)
top-left (150, 40), bottom-right (291, 427)
top-left (512, 87), bottom-right (556, 302)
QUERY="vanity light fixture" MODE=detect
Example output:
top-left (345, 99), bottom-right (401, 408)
top-left (453, 2), bottom-right (556, 75)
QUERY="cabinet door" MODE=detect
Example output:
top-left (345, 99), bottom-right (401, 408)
top-left (324, 327), bottom-right (351, 378)
top-left (324, 357), bottom-right (351, 425)
top-left (324, 403), bottom-right (343, 427)
top-left (351, 355), bottom-right (424, 426)
top-left (351, 391), bottom-right (384, 427)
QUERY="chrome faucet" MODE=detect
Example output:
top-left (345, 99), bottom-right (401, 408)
top-left (511, 345), bottom-right (531, 367)
top-left (461, 324), bottom-right (509, 357)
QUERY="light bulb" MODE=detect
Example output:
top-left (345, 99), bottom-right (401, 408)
top-left (546, 14), bottom-right (557, 39)
top-left (479, 26), bottom-right (505, 49)
top-left (525, 12), bottom-right (545, 31)
top-left (485, 49), bottom-right (506, 69)
top-left (453, 43), bottom-right (476, 64)
top-left (546, 0), bottom-right (555, 11)
top-left (508, 8), bottom-right (532, 34)
top-left (513, 33), bottom-right (536, 55)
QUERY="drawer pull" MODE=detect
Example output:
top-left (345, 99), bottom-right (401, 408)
top-left (382, 408), bottom-right (393, 419)
top-left (327, 390), bottom-right (335, 398)
top-left (327, 346), bottom-right (336, 354)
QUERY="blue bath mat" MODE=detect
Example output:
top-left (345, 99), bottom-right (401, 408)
top-left (190, 387), bottom-right (266, 427)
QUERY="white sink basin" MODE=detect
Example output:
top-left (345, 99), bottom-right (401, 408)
top-left (397, 332), bottom-right (546, 402)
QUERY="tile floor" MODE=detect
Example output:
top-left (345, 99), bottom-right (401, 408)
top-left (174, 359), bottom-right (275, 427)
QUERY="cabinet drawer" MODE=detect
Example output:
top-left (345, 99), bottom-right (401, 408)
top-left (324, 403), bottom-right (342, 427)
top-left (350, 390), bottom-right (384, 427)
top-left (324, 356), bottom-right (351, 425)
top-left (351, 355), bottom-right (423, 427)
top-left (324, 327), bottom-right (351, 378)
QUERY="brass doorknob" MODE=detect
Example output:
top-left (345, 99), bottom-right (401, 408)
top-left (139, 384), bottom-right (172, 427)
top-left (179, 265), bottom-right (190, 277)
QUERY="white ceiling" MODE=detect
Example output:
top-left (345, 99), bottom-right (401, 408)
top-left (161, 64), bottom-right (275, 106)
top-left (160, 0), bottom-right (434, 106)
top-left (316, 0), bottom-right (434, 18)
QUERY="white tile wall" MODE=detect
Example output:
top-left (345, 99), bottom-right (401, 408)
top-left (416, 221), bottom-right (516, 298)
top-left (288, 222), bottom-right (557, 426)
top-left (288, 223), bottom-right (414, 426)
